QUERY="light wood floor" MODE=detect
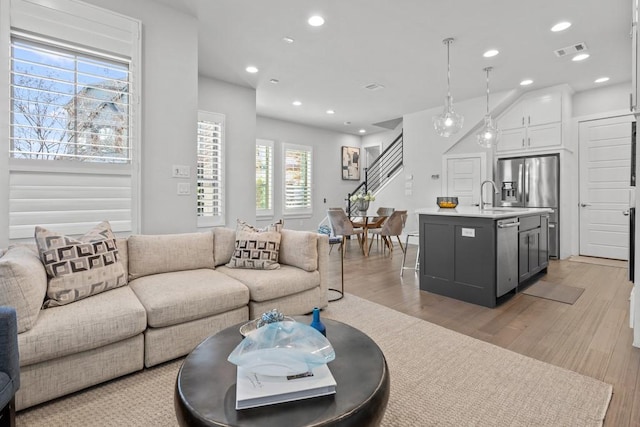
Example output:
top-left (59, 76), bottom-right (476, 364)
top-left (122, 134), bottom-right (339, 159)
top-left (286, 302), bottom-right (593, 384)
top-left (327, 239), bottom-right (640, 427)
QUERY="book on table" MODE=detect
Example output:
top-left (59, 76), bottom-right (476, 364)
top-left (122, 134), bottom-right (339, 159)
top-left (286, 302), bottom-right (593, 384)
top-left (235, 363), bottom-right (337, 410)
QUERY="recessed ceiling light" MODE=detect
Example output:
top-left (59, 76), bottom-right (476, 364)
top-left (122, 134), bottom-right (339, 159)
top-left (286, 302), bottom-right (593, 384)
top-left (245, 66), bottom-right (258, 73)
top-left (283, 36), bottom-right (295, 44)
top-left (358, 129), bottom-right (366, 134)
top-left (326, 109), bottom-right (335, 114)
top-left (572, 53), bottom-right (590, 62)
top-left (551, 21), bottom-right (572, 32)
top-left (520, 79), bottom-right (534, 86)
top-left (269, 78), bottom-right (279, 84)
top-left (292, 100), bottom-right (302, 106)
top-left (483, 49), bottom-right (499, 58)
top-left (594, 77), bottom-right (610, 83)
top-left (308, 15), bottom-right (325, 27)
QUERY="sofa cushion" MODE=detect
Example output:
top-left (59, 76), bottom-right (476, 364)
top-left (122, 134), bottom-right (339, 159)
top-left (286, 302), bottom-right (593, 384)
top-left (17, 286), bottom-right (146, 366)
top-left (127, 232), bottom-right (214, 280)
top-left (35, 221), bottom-right (127, 308)
top-left (226, 220), bottom-right (282, 270)
top-left (213, 227), bottom-right (236, 266)
top-left (0, 246), bottom-right (47, 333)
top-left (129, 269), bottom-right (249, 328)
top-left (279, 229), bottom-right (318, 272)
top-left (217, 265), bottom-right (320, 302)
top-left (116, 237), bottom-right (129, 279)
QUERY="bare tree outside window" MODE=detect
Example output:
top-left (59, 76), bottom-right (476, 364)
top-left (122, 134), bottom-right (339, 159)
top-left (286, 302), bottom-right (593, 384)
top-left (10, 38), bottom-right (130, 163)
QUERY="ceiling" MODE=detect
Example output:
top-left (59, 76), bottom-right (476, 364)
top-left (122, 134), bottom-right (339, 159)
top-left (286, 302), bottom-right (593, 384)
top-left (150, 0), bottom-right (631, 135)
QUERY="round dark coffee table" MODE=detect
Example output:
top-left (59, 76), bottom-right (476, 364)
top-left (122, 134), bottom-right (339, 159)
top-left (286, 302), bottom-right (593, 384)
top-left (175, 317), bottom-right (390, 427)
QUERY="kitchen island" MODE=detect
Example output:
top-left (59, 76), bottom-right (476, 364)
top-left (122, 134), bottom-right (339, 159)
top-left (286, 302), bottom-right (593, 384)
top-left (416, 206), bottom-right (552, 308)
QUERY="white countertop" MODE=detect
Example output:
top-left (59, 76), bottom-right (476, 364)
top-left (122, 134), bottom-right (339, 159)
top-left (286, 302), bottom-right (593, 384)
top-left (415, 206), bottom-right (553, 219)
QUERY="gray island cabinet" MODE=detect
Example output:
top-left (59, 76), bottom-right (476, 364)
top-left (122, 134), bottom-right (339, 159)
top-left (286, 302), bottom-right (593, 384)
top-left (416, 206), bottom-right (551, 308)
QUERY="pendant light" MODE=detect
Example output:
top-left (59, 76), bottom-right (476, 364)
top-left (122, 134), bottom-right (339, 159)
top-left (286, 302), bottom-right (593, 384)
top-left (433, 38), bottom-right (464, 137)
top-left (477, 67), bottom-right (499, 148)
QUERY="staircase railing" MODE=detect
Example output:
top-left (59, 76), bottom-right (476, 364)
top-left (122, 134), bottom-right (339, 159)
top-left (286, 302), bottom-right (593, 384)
top-left (347, 130), bottom-right (403, 216)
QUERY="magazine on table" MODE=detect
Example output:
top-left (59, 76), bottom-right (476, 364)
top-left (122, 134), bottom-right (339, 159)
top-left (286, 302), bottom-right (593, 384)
top-left (235, 363), bottom-right (337, 410)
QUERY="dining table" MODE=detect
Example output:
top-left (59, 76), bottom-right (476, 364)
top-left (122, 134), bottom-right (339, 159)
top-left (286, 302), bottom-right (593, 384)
top-left (350, 214), bottom-right (388, 256)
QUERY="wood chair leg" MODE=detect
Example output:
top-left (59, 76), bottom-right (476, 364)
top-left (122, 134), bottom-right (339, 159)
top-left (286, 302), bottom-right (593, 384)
top-left (397, 236), bottom-right (405, 253)
top-left (383, 236), bottom-right (392, 252)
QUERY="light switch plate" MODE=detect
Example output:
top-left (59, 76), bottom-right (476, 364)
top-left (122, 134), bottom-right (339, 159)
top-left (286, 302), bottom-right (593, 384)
top-left (172, 165), bottom-right (191, 178)
top-left (177, 182), bottom-right (191, 195)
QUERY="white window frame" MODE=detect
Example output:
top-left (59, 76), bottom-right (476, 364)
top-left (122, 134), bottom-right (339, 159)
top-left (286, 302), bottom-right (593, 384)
top-left (197, 110), bottom-right (225, 228)
top-left (256, 139), bottom-right (274, 218)
top-left (282, 142), bottom-right (313, 217)
top-left (0, 0), bottom-right (141, 245)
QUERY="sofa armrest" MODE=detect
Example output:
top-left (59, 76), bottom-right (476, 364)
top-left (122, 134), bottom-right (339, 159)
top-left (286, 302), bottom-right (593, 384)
top-left (0, 306), bottom-right (20, 397)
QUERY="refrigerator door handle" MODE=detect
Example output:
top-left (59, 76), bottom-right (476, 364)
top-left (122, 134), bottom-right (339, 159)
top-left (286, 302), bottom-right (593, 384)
top-left (524, 162), bottom-right (530, 204)
top-left (517, 163), bottom-right (524, 205)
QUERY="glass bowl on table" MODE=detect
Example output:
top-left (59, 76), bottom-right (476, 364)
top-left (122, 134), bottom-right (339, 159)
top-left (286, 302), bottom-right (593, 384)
top-left (436, 197), bottom-right (458, 209)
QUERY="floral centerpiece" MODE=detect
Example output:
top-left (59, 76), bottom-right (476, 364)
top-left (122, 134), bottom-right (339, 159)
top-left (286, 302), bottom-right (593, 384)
top-left (350, 190), bottom-right (375, 214)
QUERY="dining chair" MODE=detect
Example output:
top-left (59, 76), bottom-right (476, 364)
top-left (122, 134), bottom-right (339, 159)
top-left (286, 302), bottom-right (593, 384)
top-left (367, 207), bottom-right (395, 250)
top-left (368, 210), bottom-right (407, 254)
top-left (327, 209), bottom-right (365, 257)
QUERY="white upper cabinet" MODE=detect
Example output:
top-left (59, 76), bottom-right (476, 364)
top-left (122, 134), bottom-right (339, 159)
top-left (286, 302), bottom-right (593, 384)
top-left (496, 88), bottom-right (567, 153)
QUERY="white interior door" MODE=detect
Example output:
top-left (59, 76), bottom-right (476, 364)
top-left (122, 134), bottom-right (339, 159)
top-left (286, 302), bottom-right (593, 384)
top-left (579, 115), bottom-right (633, 260)
top-left (444, 155), bottom-right (483, 206)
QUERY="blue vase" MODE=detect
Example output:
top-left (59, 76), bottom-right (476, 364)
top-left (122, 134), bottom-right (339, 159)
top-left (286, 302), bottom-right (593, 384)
top-left (310, 307), bottom-right (326, 336)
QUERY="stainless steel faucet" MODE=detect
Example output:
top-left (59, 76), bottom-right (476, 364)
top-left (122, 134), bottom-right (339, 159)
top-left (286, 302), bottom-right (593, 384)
top-left (480, 180), bottom-right (499, 209)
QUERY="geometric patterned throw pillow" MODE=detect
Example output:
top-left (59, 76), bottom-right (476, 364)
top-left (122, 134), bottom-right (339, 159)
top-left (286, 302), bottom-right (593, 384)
top-left (226, 219), bottom-right (283, 270)
top-left (35, 221), bottom-right (127, 308)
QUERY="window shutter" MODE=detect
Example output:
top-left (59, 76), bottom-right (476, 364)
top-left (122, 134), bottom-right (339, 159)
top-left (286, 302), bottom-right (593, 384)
top-left (7, 32), bottom-right (138, 241)
top-left (256, 139), bottom-right (273, 216)
top-left (197, 111), bottom-right (225, 227)
top-left (11, 37), bottom-right (131, 163)
top-left (283, 144), bottom-right (312, 215)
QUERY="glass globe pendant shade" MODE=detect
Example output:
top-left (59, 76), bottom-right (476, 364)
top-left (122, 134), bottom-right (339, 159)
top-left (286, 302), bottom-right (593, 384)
top-left (476, 114), bottom-right (499, 148)
top-left (432, 95), bottom-right (464, 137)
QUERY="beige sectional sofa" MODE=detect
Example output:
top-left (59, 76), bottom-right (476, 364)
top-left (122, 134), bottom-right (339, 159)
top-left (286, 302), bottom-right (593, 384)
top-left (0, 226), bottom-right (329, 410)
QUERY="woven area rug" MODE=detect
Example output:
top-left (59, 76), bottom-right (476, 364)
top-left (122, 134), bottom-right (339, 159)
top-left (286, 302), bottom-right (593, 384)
top-left (17, 294), bottom-right (612, 427)
top-left (521, 280), bottom-right (585, 305)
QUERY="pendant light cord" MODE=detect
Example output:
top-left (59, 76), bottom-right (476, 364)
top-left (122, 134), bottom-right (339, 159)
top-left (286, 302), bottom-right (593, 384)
top-left (441, 38), bottom-right (456, 100)
top-left (484, 67), bottom-right (493, 115)
top-left (446, 40), bottom-right (452, 99)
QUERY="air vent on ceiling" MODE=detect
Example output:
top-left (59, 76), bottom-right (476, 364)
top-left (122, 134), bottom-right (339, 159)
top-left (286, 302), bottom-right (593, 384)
top-left (554, 42), bottom-right (588, 57)
top-left (364, 83), bottom-right (385, 91)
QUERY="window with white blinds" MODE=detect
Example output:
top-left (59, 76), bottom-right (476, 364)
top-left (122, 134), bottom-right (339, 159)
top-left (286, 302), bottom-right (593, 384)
top-left (256, 139), bottom-right (274, 217)
top-left (5, 29), bottom-right (139, 241)
top-left (197, 111), bottom-right (225, 227)
top-left (11, 37), bottom-right (131, 163)
top-left (283, 143), bottom-right (312, 216)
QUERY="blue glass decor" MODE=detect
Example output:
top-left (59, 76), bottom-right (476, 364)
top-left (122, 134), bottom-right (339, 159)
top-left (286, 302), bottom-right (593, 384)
top-left (228, 321), bottom-right (335, 376)
top-left (310, 307), bottom-right (326, 336)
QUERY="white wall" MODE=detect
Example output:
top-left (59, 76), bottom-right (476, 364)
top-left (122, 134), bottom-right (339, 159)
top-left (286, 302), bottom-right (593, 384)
top-left (256, 117), bottom-right (362, 231)
top-left (572, 82), bottom-right (631, 118)
top-left (199, 77), bottom-right (257, 228)
top-left (85, 0), bottom-right (199, 234)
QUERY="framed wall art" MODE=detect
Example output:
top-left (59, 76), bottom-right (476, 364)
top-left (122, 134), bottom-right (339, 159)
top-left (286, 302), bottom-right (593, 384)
top-left (341, 146), bottom-right (360, 180)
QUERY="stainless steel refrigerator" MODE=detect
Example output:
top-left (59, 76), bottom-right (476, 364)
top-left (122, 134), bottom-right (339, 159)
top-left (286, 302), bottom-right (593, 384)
top-left (495, 154), bottom-right (560, 258)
